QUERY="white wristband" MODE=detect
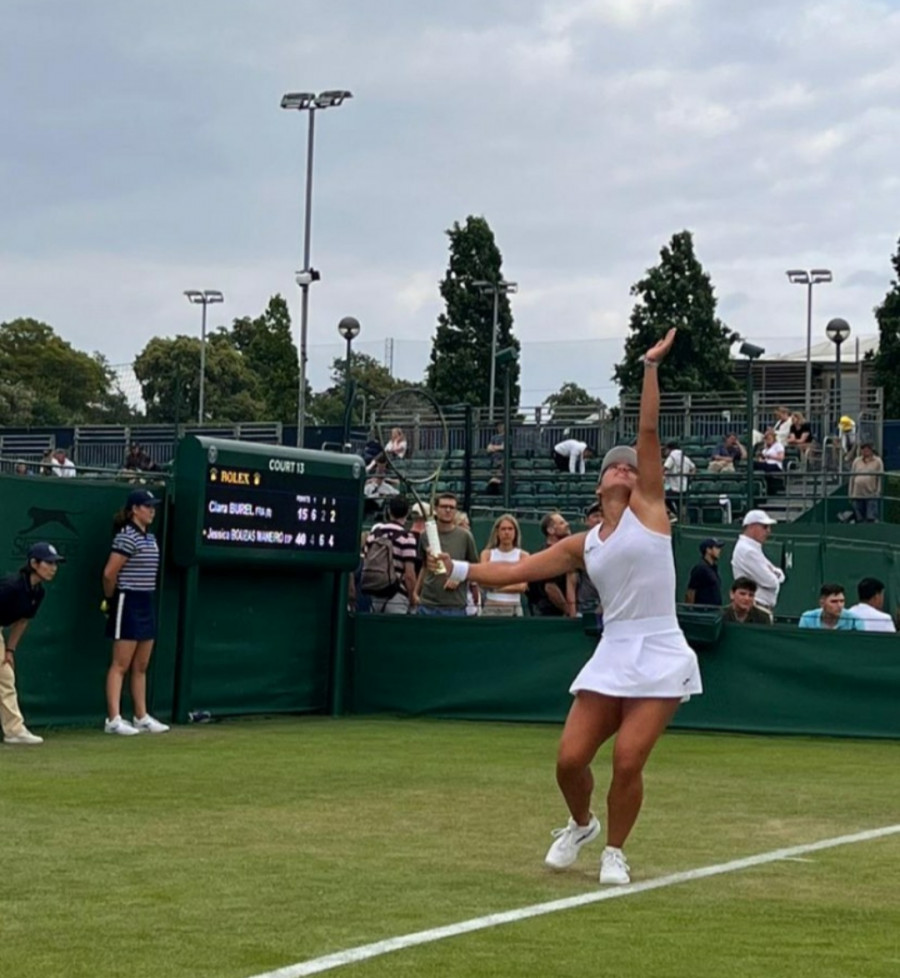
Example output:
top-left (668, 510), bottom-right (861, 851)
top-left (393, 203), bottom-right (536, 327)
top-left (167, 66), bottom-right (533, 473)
top-left (449, 560), bottom-right (470, 583)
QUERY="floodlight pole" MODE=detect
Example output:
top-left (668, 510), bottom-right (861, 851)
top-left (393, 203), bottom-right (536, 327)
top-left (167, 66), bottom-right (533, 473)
top-left (184, 290), bottom-right (224, 425)
top-left (473, 279), bottom-right (518, 423)
top-left (786, 268), bottom-right (832, 419)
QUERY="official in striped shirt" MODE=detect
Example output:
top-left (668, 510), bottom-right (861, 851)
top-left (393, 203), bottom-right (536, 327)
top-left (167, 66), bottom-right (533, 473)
top-left (101, 489), bottom-right (169, 736)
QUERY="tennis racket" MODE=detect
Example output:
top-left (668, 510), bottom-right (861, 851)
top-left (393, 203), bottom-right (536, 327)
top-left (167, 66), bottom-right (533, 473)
top-left (374, 387), bottom-right (450, 572)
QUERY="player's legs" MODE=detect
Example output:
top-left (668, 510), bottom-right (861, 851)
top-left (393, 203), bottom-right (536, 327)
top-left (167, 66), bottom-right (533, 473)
top-left (556, 692), bottom-right (622, 824)
top-left (606, 697), bottom-right (680, 847)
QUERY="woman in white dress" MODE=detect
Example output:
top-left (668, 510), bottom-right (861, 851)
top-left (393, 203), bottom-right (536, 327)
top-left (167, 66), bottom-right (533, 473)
top-left (434, 328), bottom-right (701, 884)
top-left (479, 514), bottom-right (529, 617)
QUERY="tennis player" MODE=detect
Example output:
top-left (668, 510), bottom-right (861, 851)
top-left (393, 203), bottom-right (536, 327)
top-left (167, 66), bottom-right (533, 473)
top-left (433, 328), bottom-right (701, 883)
top-left (102, 488), bottom-right (169, 736)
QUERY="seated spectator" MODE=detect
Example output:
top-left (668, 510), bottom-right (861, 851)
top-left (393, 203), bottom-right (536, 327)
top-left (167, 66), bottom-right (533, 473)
top-left (722, 577), bottom-right (772, 624)
top-left (847, 577), bottom-right (896, 633)
top-left (685, 538), bottom-right (723, 606)
top-left (552, 437), bottom-right (594, 474)
top-left (480, 513), bottom-right (529, 617)
top-left (527, 511), bottom-right (576, 616)
top-left (787, 411), bottom-right (814, 460)
top-left (362, 432), bottom-right (384, 472)
top-left (849, 443), bottom-right (883, 523)
top-left (38, 449), bottom-right (55, 476)
top-left (384, 427), bottom-right (407, 460)
top-left (486, 422), bottom-right (505, 493)
top-left (708, 433), bottom-right (746, 474)
top-left (51, 447), bottom-right (76, 478)
top-left (663, 442), bottom-right (696, 521)
top-left (13, 459), bottom-right (31, 476)
top-left (798, 583), bottom-right (864, 631)
top-left (124, 443), bottom-right (157, 472)
top-left (753, 429), bottom-right (784, 493)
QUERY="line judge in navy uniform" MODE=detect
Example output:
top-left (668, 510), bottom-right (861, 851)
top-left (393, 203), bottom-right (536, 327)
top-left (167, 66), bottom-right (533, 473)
top-left (102, 489), bottom-right (169, 736)
top-left (0, 542), bottom-right (66, 745)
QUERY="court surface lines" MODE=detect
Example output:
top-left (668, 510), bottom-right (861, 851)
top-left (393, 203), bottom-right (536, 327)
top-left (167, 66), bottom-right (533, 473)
top-left (248, 824), bottom-right (900, 978)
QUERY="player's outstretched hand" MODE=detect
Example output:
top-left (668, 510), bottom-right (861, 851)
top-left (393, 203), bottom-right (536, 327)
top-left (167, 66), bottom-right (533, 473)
top-left (426, 551), bottom-right (453, 575)
top-left (646, 327), bottom-right (676, 364)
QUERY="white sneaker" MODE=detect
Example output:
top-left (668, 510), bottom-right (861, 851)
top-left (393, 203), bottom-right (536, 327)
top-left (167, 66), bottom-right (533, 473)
top-left (545, 815), bottom-right (601, 869)
top-left (104, 716), bottom-right (140, 736)
top-left (4, 728), bottom-right (43, 745)
top-left (600, 846), bottom-right (631, 885)
top-left (133, 714), bottom-right (170, 734)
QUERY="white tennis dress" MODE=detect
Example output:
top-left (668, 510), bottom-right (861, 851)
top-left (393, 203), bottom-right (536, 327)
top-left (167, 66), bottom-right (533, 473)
top-left (570, 507), bottom-right (703, 699)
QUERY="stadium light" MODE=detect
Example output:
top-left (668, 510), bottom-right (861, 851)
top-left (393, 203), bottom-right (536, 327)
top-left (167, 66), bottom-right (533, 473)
top-left (184, 290), bottom-right (224, 424)
top-left (786, 268), bottom-right (833, 417)
top-left (473, 279), bottom-right (518, 423)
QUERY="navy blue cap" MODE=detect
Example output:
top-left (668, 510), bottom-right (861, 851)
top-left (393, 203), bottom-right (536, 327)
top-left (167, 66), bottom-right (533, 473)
top-left (27, 542), bottom-right (66, 563)
top-left (699, 537), bottom-right (724, 553)
top-left (127, 489), bottom-right (160, 508)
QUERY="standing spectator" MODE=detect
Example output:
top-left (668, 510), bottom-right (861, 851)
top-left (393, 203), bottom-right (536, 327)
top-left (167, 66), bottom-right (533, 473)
top-left (847, 577), bottom-right (896, 633)
top-left (773, 406), bottom-right (792, 446)
top-left (51, 447), bottom-right (77, 477)
top-left (528, 512), bottom-right (576, 617)
top-left (480, 513), bottom-right (529, 617)
top-left (731, 509), bottom-right (784, 616)
top-left (102, 489), bottom-right (169, 735)
top-left (575, 503), bottom-right (602, 620)
top-left (838, 415), bottom-right (857, 460)
top-left (0, 542), bottom-right (66, 745)
top-left (409, 502), bottom-right (430, 574)
top-left (787, 411), bottom-right (814, 464)
top-left (553, 437), bottom-right (594, 474)
top-left (684, 538), bottom-right (723, 606)
top-left (722, 577), bottom-right (772, 624)
top-left (384, 427), bottom-right (407, 460)
top-left (414, 493), bottom-right (478, 617)
top-left (663, 442), bottom-right (696, 520)
top-left (454, 512), bottom-right (481, 615)
top-left (361, 496), bottom-right (418, 614)
top-left (849, 443), bottom-right (884, 523)
top-left (708, 434), bottom-right (746, 474)
top-left (799, 584), bottom-right (864, 631)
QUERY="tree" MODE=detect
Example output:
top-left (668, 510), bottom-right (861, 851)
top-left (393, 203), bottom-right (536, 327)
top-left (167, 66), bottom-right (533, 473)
top-left (872, 238), bottom-right (900, 418)
top-left (613, 231), bottom-right (739, 396)
top-left (309, 351), bottom-right (415, 426)
top-left (543, 382), bottom-right (607, 421)
top-left (0, 317), bottom-right (134, 424)
top-left (225, 295), bottom-right (300, 423)
top-left (426, 216), bottom-right (520, 409)
top-left (134, 334), bottom-right (266, 423)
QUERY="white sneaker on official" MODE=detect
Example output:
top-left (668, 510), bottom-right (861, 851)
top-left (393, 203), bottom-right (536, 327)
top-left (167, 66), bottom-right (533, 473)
top-left (4, 728), bottom-right (43, 745)
top-left (544, 815), bottom-right (601, 869)
top-left (104, 715), bottom-right (140, 736)
top-left (133, 714), bottom-right (170, 734)
top-left (599, 846), bottom-right (631, 885)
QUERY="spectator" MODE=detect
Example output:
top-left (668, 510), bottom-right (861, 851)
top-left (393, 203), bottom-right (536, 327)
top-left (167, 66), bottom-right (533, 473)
top-left (685, 538), bottom-right (723, 606)
top-left (0, 542), bottom-right (66, 745)
top-left (384, 427), bottom-right (407, 460)
top-left (414, 492), bottom-right (479, 617)
top-left (731, 509), bottom-right (784, 616)
top-left (773, 406), bottom-right (792, 446)
top-left (527, 512), bottom-right (576, 616)
top-left (787, 411), bottom-right (814, 463)
top-left (13, 459), bottom-right (31, 476)
top-left (454, 512), bottom-right (481, 615)
top-left (838, 415), bottom-right (857, 460)
top-left (486, 422), bottom-right (506, 493)
top-left (51, 447), bottom-right (77, 478)
top-left (849, 443), bottom-right (884, 523)
top-left (552, 437), bottom-right (594, 474)
top-left (480, 513), bottom-right (529, 617)
top-left (799, 583), bottom-right (864, 631)
top-left (753, 429), bottom-right (785, 494)
top-left (38, 449), bottom-right (54, 476)
top-left (124, 443), bottom-right (157, 472)
top-left (708, 433), bottom-right (746, 474)
top-left (362, 432), bottom-right (384, 472)
top-left (722, 577), bottom-right (772, 624)
top-left (361, 496), bottom-right (418, 614)
top-left (663, 442), bottom-right (696, 520)
top-left (409, 502), bottom-right (430, 574)
top-left (847, 577), bottom-right (896, 633)
top-left (575, 502), bottom-right (602, 620)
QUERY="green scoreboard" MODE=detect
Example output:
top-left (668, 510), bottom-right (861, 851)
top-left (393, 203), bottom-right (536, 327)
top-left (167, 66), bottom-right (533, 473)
top-left (173, 436), bottom-right (365, 570)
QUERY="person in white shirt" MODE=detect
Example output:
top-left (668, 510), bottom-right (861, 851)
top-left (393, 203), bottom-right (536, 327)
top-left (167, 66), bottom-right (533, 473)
top-left (662, 443), bottom-right (696, 493)
top-left (847, 577), bottom-right (896, 633)
top-left (730, 509), bottom-right (785, 614)
top-left (553, 438), bottom-right (594, 474)
top-left (51, 448), bottom-right (77, 478)
top-left (753, 429), bottom-right (785, 494)
top-left (773, 407), bottom-right (792, 447)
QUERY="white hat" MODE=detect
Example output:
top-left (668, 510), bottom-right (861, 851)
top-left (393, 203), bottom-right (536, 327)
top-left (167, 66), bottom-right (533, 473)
top-left (742, 508), bottom-right (776, 526)
top-left (410, 501), bottom-right (432, 518)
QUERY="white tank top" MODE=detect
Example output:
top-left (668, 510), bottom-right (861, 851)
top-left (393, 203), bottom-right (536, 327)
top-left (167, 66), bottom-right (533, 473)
top-left (582, 507), bottom-right (677, 623)
top-left (484, 547), bottom-right (523, 604)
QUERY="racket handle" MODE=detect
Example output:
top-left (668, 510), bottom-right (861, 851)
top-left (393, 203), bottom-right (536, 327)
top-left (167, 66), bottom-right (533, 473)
top-left (424, 518), bottom-right (446, 574)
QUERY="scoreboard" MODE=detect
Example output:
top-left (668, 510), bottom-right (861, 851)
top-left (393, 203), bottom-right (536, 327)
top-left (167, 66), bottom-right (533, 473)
top-left (172, 436), bottom-right (364, 570)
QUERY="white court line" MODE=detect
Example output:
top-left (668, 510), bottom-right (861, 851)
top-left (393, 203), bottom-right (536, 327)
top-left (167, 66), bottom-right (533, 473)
top-left (249, 824), bottom-right (900, 978)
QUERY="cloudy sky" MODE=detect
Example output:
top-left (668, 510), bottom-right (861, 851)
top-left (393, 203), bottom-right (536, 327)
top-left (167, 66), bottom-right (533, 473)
top-left (2, 0), bottom-right (900, 408)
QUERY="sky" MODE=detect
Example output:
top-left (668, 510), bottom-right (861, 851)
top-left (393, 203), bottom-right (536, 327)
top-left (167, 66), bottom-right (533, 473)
top-left (2, 0), bottom-right (900, 409)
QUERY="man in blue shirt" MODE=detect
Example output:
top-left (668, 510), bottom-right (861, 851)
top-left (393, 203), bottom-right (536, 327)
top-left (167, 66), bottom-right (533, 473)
top-left (798, 583), bottom-right (864, 631)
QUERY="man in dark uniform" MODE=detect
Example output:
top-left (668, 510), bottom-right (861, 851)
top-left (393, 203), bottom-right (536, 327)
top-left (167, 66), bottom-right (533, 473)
top-left (0, 542), bottom-right (65, 745)
top-left (684, 537), bottom-right (723, 607)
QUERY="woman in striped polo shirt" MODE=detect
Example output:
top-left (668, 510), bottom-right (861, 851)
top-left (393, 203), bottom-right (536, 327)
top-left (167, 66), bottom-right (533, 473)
top-left (101, 488), bottom-right (168, 736)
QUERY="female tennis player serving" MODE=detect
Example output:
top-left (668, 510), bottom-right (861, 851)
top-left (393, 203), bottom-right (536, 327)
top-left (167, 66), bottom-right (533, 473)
top-left (433, 328), bottom-right (702, 884)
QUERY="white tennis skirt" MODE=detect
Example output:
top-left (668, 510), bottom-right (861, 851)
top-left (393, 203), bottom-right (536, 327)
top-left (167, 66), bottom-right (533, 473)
top-left (569, 615), bottom-right (703, 700)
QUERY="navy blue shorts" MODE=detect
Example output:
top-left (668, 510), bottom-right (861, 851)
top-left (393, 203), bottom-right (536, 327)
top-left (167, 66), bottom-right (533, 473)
top-left (106, 590), bottom-right (157, 642)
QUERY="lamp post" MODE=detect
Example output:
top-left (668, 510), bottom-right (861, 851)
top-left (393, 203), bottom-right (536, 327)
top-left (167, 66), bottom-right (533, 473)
top-left (786, 268), bottom-right (832, 419)
top-left (281, 89), bottom-right (353, 447)
top-left (495, 346), bottom-right (518, 510)
top-left (739, 341), bottom-right (765, 516)
top-left (184, 290), bottom-right (224, 424)
top-left (337, 316), bottom-right (361, 450)
top-left (472, 279), bottom-right (518, 423)
top-left (825, 318), bottom-right (851, 434)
